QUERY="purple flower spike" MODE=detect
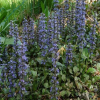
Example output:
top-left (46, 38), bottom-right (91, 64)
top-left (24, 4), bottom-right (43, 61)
top-left (38, 13), bottom-right (48, 64)
top-left (53, 0), bottom-right (59, 11)
top-left (50, 11), bottom-right (60, 100)
top-left (75, 0), bottom-right (86, 49)
top-left (89, 15), bottom-right (97, 56)
top-left (66, 43), bottom-right (73, 66)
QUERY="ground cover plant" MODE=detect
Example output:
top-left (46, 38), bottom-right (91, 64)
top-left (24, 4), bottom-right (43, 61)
top-left (0, 0), bottom-right (100, 100)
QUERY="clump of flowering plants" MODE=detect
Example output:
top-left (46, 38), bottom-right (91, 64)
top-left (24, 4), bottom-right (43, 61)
top-left (0, 0), bottom-right (100, 100)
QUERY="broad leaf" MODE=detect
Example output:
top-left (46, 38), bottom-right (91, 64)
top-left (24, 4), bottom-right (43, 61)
top-left (44, 83), bottom-right (48, 88)
top-left (60, 90), bottom-right (66, 96)
top-left (62, 74), bottom-right (66, 81)
top-left (87, 68), bottom-right (96, 73)
top-left (73, 66), bottom-right (79, 73)
top-left (31, 70), bottom-right (37, 77)
top-left (97, 63), bottom-right (100, 71)
top-left (56, 62), bottom-right (64, 67)
top-left (81, 48), bottom-right (89, 60)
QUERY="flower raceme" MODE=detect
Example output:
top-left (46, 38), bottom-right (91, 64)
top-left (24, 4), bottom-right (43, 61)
top-left (6, 22), bottom-right (29, 99)
top-left (89, 16), bottom-right (97, 55)
top-left (66, 43), bottom-right (73, 66)
top-left (38, 13), bottom-right (48, 64)
top-left (50, 40), bottom-right (59, 100)
top-left (50, 11), bottom-right (60, 100)
top-left (53, 0), bottom-right (59, 11)
top-left (75, 0), bottom-right (86, 49)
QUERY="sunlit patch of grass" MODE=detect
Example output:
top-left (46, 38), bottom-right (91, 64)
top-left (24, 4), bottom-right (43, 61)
top-left (1, 0), bottom-right (23, 7)
top-left (0, 0), bottom-right (33, 36)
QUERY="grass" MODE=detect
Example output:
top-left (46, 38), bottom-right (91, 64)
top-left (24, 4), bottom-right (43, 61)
top-left (0, 0), bottom-right (35, 36)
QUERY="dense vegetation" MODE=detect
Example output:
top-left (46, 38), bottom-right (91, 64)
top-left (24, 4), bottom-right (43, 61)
top-left (0, 0), bottom-right (100, 100)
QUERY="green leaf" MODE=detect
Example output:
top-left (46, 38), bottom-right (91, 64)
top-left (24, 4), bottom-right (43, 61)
top-left (41, 1), bottom-right (45, 13)
top-left (62, 74), bottom-right (66, 81)
top-left (0, 22), bottom-right (5, 28)
top-left (0, 22), bottom-right (10, 32)
top-left (36, 57), bottom-right (43, 64)
top-left (16, 94), bottom-right (21, 100)
top-left (83, 74), bottom-right (89, 81)
top-left (77, 83), bottom-right (82, 91)
top-left (74, 78), bottom-right (82, 90)
top-left (0, 37), bottom-right (21, 45)
top-left (22, 91), bottom-right (30, 95)
top-left (31, 70), bottom-right (37, 77)
top-left (3, 88), bottom-right (9, 94)
top-left (69, 82), bottom-right (73, 88)
top-left (81, 48), bottom-right (89, 60)
top-left (5, 38), bottom-right (14, 44)
top-left (74, 76), bottom-right (78, 81)
top-left (87, 68), bottom-right (96, 73)
top-left (0, 10), bottom-right (7, 23)
top-left (66, 91), bottom-right (71, 96)
top-left (44, 6), bottom-right (48, 17)
top-left (94, 75), bottom-right (100, 81)
top-left (73, 66), bottom-right (79, 73)
top-left (56, 62), bottom-right (64, 67)
top-left (42, 89), bottom-right (46, 94)
top-left (59, 0), bottom-right (63, 4)
top-left (86, 4), bottom-right (89, 9)
top-left (97, 63), bottom-right (100, 71)
top-left (44, 83), bottom-right (48, 88)
top-left (68, 68), bottom-right (73, 74)
top-left (0, 37), bottom-right (5, 43)
top-left (60, 90), bottom-right (66, 96)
